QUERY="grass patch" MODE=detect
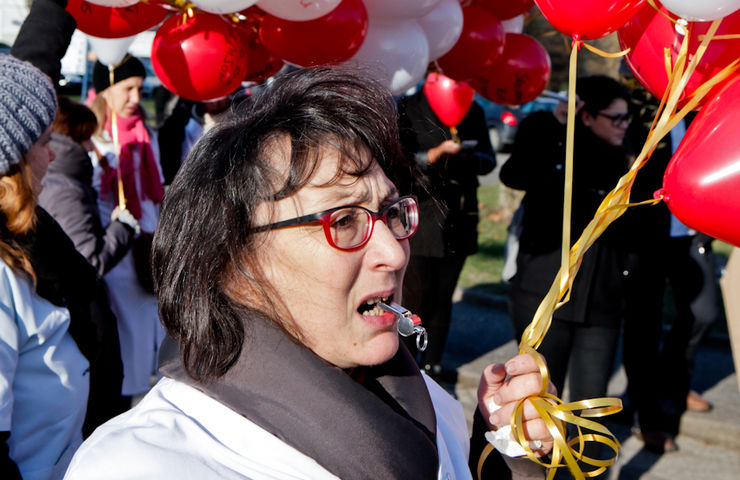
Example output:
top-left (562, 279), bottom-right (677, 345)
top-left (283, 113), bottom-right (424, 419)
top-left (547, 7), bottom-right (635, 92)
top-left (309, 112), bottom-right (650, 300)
top-left (458, 183), bottom-right (512, 296)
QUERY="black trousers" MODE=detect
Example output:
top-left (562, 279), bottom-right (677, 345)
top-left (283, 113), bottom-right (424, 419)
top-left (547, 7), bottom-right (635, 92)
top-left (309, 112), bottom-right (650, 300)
top-left (660, 235), bottom-right (720, 433)
top-left (509, 288), bottom-right (621, 402)
top-left (402, 254), bottom-right (466, 367)
top-left (622, 249), bottom-right (667, 433)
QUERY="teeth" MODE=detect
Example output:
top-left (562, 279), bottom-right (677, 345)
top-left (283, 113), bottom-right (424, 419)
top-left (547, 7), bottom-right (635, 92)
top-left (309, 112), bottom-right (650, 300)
top-left (361, 296), bottom-right (390, 315)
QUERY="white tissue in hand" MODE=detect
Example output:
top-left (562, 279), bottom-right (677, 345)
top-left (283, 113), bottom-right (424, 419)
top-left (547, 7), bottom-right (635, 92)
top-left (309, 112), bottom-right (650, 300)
top-left (485, 398), bottom-right (542, 457)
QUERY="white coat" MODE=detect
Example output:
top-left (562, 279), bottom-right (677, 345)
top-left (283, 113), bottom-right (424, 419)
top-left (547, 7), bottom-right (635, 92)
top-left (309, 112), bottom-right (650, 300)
top-left (65, 374), bottom-right (472, 479)
top-left (0, 260), bottom-right (89, 480)
top-left (91, 132), bottom-right (165, 396)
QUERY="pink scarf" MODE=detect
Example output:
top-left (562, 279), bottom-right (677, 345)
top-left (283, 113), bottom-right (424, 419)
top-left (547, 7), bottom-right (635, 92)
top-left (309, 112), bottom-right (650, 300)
top-left (100, 109), bottom-right (164, 220)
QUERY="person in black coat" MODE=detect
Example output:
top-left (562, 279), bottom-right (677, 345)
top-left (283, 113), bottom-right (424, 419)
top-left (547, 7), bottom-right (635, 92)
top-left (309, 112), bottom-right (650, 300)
top-left (398, 87), bottom-right (496, 378)
top-left (500, 76), bottom-right (633, 407)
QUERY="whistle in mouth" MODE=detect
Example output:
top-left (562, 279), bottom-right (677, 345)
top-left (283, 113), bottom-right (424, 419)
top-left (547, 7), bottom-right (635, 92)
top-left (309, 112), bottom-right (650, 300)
top-left (379, 302), bottom-right (428, 352)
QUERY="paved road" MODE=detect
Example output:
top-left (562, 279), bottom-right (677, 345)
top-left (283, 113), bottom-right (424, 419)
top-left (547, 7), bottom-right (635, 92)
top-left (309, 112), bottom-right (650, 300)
top-left (440, 293), bottom-right (740, 480)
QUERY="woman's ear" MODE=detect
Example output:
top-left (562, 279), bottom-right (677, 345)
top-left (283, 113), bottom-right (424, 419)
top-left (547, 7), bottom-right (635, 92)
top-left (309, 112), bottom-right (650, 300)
top-left (580, 110), bottom-right (595, 128)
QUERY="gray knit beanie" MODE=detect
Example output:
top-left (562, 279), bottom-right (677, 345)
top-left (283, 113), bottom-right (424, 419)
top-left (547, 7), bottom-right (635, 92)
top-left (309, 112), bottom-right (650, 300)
top-left (0, 54), bottom-right (57, 176)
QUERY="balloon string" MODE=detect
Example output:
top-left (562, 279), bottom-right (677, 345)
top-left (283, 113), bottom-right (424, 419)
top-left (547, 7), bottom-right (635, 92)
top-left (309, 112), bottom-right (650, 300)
top-left (699, 34), bottom-right (740, 40)
top-left (646, 0), bottom-right (682, 25)
top-left (108, 65), bottom-right (126, 211)
top-left (508, 21), bottom-right (738, 478)
top-left (450, 126), bottom-right (460, 143)
top-left (580, 42), bottom-right (630, 58)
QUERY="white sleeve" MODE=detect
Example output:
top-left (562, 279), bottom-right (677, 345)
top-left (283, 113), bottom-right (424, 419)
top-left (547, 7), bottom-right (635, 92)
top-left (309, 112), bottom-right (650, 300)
top-left (0, 267), bottom-right (20, 431)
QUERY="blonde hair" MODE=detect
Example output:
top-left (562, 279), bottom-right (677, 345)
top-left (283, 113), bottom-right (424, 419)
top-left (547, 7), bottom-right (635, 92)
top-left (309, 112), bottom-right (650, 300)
top-left (90, 93), bottom-right (108, 137)
top-left (0, 161), bottom-right (38, 282)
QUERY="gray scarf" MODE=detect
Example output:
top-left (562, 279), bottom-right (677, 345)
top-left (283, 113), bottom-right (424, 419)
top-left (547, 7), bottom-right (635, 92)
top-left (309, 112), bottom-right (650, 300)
top-left (159, 314), bottom-right (439, 479)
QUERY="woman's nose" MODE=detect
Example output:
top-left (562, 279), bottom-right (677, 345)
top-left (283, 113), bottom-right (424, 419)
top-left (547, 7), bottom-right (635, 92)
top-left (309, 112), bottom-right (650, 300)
top-left (365, 219), bottom-right (408, 270)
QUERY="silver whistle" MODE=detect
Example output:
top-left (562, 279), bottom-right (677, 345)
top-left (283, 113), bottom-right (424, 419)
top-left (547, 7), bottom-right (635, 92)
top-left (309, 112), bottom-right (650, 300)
top-left (379, 302), bottom-right (428, 352)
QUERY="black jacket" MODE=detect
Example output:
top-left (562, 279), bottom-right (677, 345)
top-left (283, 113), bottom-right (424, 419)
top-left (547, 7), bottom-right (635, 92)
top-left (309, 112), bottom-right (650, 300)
top-left (40, 133), bottom-right (134, 277)
top-left (500, 111), bottom-right (632, 325)
top-left (9, 0), bottom-right (75, 87)
top-left (398, 90), bottom-right (496, 258)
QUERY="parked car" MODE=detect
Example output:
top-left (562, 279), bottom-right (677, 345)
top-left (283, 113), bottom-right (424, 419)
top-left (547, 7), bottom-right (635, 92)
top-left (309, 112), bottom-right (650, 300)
top-left (477, 91), bottom-right (568, 152)
top-left (477, 94), bottom-right (520, 153)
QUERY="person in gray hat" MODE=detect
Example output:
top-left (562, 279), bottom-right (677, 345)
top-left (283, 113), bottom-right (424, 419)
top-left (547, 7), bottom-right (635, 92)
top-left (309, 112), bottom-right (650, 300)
top-left (0, 54), bottom-right (90, 480)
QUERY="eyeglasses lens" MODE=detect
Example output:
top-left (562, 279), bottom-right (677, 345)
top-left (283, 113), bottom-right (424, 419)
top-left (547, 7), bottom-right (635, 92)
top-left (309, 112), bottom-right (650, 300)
top-left (328, 208), bottom-right (369, 249)
top-left (327, 198), bottom-right (416, 250)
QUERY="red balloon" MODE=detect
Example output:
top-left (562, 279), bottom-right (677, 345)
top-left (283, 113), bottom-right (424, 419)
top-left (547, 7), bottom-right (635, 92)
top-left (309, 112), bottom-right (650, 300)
top-left (242, 32), bottom-right (285, 85)
top-left (423, 73), bottom-right (475, 128)
top-left (471, 33), bottom-right (551, 105)
top-left (435, 5), bottom-right (505, 82)
top-left (151, 13), bottom-right (249, 101)
top-left (534, 0), bottom-right (645, 40)
top-left (658, 74), bottom-right (740, 247)
top-left (259, 0), bottom-right (368, 67)
top-left (66, 0), bottom-right (168, 39)
top-left (465, 0), bottom-right (534, 21)
top-left (619, 3), bottom-right (740, 108)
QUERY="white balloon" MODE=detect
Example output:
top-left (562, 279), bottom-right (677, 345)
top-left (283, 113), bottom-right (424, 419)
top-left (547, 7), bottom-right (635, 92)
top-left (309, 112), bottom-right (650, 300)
top-left (85, 0), bottom-right (139, 6)
top-left (661, 0), bottom-right (740, 21)
top-left (502, 14), bottom-right (525, 34)
top-left (257, 0), bottom-right (342, 21)
top-left (363, 0), bottom-right (441, 20)
top-left (348, 19), bottom-right (429, 95)
top-left (88, 35), bottom-right (136, 68)
top-left (417, 0), bottom-right (462, 61)
top-left (189, 0), bottom-right (259, 14)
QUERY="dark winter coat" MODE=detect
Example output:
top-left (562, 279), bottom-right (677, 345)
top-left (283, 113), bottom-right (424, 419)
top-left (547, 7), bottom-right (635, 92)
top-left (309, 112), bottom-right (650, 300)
top-left (398, 90), bottom-right (496, 258)
top-left (39, 133), bottom-right (134, 277)
top-left (500, 111), bottom-right (632, 326)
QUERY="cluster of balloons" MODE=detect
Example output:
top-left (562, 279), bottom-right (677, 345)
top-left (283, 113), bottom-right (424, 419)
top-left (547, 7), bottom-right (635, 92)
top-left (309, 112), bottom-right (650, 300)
top-left (66, 0), bottom-right (550, 104)
top-left (64, 0), bottom-right (740, 246)
top-left (435, 1), bottom-right (552, 107)
top-left (618, 0), bottom-right (740, 248)
top-left (531, 0), bottom-right (740, 247)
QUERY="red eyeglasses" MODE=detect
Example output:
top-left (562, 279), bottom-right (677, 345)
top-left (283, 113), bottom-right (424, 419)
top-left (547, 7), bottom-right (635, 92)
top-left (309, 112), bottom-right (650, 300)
top-left (253, 195), bottom-right (419, 251)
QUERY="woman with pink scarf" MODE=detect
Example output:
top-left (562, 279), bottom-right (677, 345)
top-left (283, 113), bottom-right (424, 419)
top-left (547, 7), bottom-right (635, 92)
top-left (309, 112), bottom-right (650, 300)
top-left (89, 55), bottom-right (165, 407)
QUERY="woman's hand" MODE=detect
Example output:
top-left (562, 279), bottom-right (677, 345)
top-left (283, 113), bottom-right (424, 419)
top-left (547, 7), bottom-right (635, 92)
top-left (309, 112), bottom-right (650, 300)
top-left (477, 353), bottom-right (556, 457)
top-left (427, 140), bottom-right (460, 165)
top-left (112, 206), bottom-right (141, 235)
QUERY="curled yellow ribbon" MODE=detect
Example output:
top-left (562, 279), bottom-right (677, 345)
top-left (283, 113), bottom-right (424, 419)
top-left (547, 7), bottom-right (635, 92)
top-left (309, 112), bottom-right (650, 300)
top-left (504, 19), bottom-right (739, 479)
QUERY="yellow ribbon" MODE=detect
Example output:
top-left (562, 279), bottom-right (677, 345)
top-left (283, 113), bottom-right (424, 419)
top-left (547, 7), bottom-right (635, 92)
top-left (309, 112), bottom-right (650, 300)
top-left (647, 0), bottom-right (683, 26)
top-left (108, 63), bottom-right (126, 210)
top-left (450, 126), bottom-right (460, 144)
top-left (500, 20), bottom-right (739, 479)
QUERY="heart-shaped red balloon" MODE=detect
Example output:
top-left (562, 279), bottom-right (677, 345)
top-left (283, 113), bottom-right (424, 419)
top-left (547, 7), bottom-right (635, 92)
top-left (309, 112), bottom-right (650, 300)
top-left (658, 73), bottom-right (740, 247)
top-left (152, 13), bottom-right (249, 101)
top-left (435, 4), bottom-right (505, 82)
top-left (619, 3), bottom-right (740, 109)
top-left (471, 33), bottom-right (551, 105)
top-left (259, 0), bottom-right (368, 67)
top-left (66, 0), bottom-right (168, 39)
top-left (423, 73), bottom-right (475, 128)
top-left (534, 0), bottom-right (645, 40)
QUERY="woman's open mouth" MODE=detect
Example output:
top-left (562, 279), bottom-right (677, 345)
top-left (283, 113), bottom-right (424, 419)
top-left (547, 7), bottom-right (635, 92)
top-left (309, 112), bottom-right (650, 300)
top-left (357, 295), bottom-right (392, 316)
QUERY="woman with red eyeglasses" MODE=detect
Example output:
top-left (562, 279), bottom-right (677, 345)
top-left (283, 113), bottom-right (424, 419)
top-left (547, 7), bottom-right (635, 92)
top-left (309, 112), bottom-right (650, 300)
top-left (65, 67), bottom-right (554, 480)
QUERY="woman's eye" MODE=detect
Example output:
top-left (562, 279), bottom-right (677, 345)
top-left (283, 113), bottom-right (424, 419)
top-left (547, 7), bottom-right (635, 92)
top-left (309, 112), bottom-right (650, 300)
top-left (331, 212), bottom-right (358, 230)
top-left (385, 206), bottom-right (401, 220)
